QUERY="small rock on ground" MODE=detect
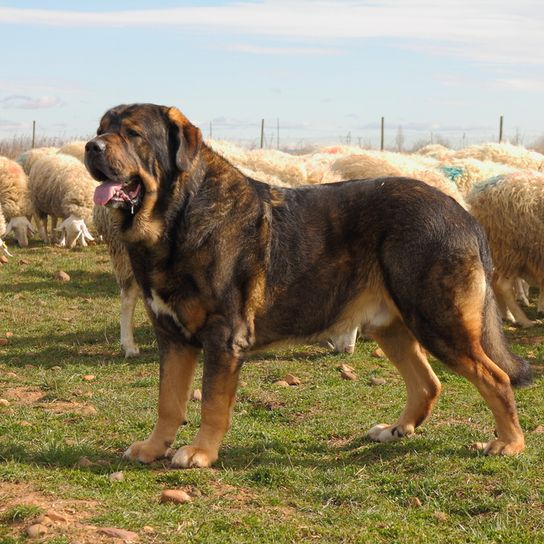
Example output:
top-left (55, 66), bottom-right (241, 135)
top-left (283, 374), bottom-right (301, 386)
top-left (54, 270), bottom-right (71, 282)
top-left (160, 489), bottom-right (192, 504)
top-left (26, 524), bottom-right (48, 538)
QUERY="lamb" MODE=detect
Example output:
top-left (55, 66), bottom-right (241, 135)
top-left (0, 203), bottom-right (9, 256)
top-left (467, 171), bottom-right (544, 327)
top-left (0, 156), bottom-right (34, 247)
top-left (93, 205), bottom-right (141, 357)
top-left (28, 153), bottom-right (95, 247)
top-left (453, 142), bottom-right (544, 171)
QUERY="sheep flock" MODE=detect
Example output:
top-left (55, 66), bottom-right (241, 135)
top-left (1, 139), bottom-right (543, 356)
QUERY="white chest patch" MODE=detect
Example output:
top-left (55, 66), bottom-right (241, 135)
top-left (147, 289), bottom-right (190, 338)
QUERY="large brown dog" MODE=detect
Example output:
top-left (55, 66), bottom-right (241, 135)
top-left (85, 103), bottom-right (531, 468)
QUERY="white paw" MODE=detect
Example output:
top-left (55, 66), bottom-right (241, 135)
top-left (123, 439), bottom-right (168, 463)
top-left (170, 446), bottom-right (216, 469)
top-left (367, 423), bottom-right (413, 443)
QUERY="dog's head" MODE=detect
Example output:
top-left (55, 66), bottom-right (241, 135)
top-left (85, 103), bottom-right (202, 242)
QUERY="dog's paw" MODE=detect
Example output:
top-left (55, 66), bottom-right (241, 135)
top-left (367, 423), bottom-right (414, 443)
top-left (480, 438), bottom-right (525, 456)
top-left (124, 439), bottom-right (168, 463)
top-left (170, 445), bottom-right (217, 468)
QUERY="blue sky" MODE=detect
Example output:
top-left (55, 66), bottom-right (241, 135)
top-left (1, 1), bottom-right (543, 149)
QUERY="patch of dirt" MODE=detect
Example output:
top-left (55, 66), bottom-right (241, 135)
top-left (208, 481), bottom-right (257, 506)
top-left (0, 481), bottom-right (114, 544)
top-left (3, 386), bottom-right (45, 405)
top-left (327, 434), bottom-right (354, 449)
top-left (39, 401), bottom-right (97, 416)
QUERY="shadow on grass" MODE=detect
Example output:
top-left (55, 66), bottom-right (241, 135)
top-left (0, 443), bottom-right (125, 472)
top-left (3, 325), bottom-right (156, 368)
top-left (0, 269), bottom-right (119, 299)
top-left (0, 434), bottom-right (478, 474)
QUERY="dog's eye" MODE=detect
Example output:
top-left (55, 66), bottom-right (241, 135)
top-left (126, 128), bottom-right (142, 139)
top-left (96, 128), bottom-right (104, 136)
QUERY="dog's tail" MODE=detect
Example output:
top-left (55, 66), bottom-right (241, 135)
top-left (481, 282), bottom-right (532, 387)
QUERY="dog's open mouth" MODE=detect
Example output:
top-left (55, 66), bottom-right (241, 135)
top-left (93, 178), bottom-right (144, 212)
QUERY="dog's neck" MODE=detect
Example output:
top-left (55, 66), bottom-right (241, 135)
top-left (119, 143), bottom-right (251, 249)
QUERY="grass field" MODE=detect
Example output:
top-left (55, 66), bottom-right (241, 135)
top-left (1, 243), bottom-right (544, 543)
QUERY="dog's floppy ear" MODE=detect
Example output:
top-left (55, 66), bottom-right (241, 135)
top-left (167, 107), bottom-right (202, 172)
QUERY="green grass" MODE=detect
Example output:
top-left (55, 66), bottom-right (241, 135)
top-left (1, 243), bottom-right (544, 543)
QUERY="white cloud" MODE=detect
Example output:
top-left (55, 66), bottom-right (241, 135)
top-left (494, 78), bottom-right (544, 92)
top-left (1, 95), bottom-right (62, 109)
top-left (226, 44), bottom-right (342, 56)
top-left (0, 118), bottom-right (27, 131)
top-left (0, 1), bottom-right (542, 64)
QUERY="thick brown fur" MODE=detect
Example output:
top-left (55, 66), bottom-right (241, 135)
top-left (85, 103), bottom-right (531, 468)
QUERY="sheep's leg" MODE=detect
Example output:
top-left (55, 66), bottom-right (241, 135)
top-left (514, 278), bottom-right (530, 307)
top-left (493, 280), bottom-right (516, 323)
top-left (537, 287), bottom-right (544, 315)
top-left (120, 279), bottom-right (141, 358)
top-left (329, 328), bottom-right (358, 354)
top-left (37, 214), bottom-right (49, 244)
top-left (494, 275), bottom-right (534, 328)
top-left (50, 216), bottom-right (59, 244)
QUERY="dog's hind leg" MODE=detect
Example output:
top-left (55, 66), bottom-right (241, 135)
top-left (124, 343), bottom-right (200, 463)
top-left (367, 318), bottom-right (441, 443)
top-left (404, 268), bottom-right (527, 455)
top-left (449, 349), bottom-right (524, 455)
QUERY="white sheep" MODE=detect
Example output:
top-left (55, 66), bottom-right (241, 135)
top-left (0, 156), bottom-right (34, 247)
top-left (329, 150), bottom-right (466, 208)
top-left (58, 141), bottom-right (87, 162)
top-left (16, 147), bottom-right (58, 175)
top-left (467, 171), bottom-right (544, 327)
top-left (453, 142), bottom-right (544, 171)
top-left (93, 205), bottom-right (141, 357)
top-left (416, 144), bottom-right (454, 160)
top-left (28, 153), bottom-right (95, 248)
top-left (438, 157), bottom-right (518, 195)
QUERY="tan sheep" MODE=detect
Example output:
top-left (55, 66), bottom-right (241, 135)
top-left (58, 141), bottom-right (87, 162)
top-left (0, 156), bottom-right (34, 247)
top-left (93, 205), bottom-right (141, 357)
top-left (208, 140), bottom-right (293, 187)
top-left (467, 171), bottom-right (544, 327)
top-left (16, 147), bottom-right (58, 175)
top-left (438, 157), bottom-right (518, 195)
top-left (416, 144), bottom-right (454, 160)
top-left (29, 153), bottom-right (95, 247)
top-left (330, 149), bottom-right (466, 208)
top-left (453, 142), bottom-right (544, 171)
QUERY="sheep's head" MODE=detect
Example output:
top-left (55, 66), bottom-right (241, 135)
top-left (5, 216), bottom-right (35, 247)
top-left (55, 216), bottom-right (94, 249)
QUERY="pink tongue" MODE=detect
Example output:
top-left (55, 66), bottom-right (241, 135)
top-left (94, 182), bottom-right (123, 206)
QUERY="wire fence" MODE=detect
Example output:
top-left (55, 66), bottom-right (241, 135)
top-left (1, 117), bottom-right (543, 158)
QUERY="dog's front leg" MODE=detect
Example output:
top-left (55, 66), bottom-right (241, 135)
top-left (172, 323), bottom-right (242, 468)
top-left (124, 342), bottom-right (200, 463)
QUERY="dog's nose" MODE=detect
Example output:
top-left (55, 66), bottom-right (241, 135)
top-left (85, 138), bottom-right (106, 155)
